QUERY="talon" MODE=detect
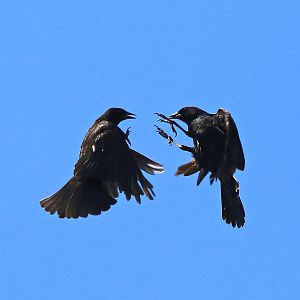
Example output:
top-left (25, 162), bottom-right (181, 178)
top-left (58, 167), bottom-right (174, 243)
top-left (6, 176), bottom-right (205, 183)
top-left (125, 127), bottom-right (131, 137)
top-left (155, 113), bottom-right (172, 123)
top-left (155, 113), bottom-right (168, 119)
top-left (155, 125), bottom-right (172, 142)
top-left (171, 123), bottom-right (178, 136)
top-left (156, 115), bottom-right (179, 136)
top-left (125, 127), bottom-right (132, 145)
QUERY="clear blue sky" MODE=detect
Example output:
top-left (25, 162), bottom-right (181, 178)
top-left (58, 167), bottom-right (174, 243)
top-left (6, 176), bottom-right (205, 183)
top-left (1, 1), bottom-right (299, 299)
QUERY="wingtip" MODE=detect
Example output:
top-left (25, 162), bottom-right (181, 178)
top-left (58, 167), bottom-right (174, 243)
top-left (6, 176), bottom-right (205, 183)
top-left (147, 163), bottom-right (164, 174)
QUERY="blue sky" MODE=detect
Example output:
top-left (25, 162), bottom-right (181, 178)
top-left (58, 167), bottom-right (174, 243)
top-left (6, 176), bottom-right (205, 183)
top-left (1, 1), bottom-right (299, 299)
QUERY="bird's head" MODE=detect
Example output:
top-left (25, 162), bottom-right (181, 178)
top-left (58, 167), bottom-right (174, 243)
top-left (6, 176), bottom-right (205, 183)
top-left (169, 106), bottom-right (207, 125)
top-left (100, 108), bottom-right (136, 124)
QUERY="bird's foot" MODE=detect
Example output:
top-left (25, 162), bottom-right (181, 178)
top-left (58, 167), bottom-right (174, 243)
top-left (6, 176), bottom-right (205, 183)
top-left (125, 127), bottom-right (131, 137)
top-left (154, 113), bottom-right (178, 136)
top-left (125, 127), bottom-right (131, 145)
top-left (155, 126), bottom-right (174, 145)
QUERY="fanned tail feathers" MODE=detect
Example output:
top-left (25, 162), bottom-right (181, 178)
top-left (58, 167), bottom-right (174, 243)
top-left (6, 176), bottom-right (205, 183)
top-left (40, 176), bottom-right (117, 218)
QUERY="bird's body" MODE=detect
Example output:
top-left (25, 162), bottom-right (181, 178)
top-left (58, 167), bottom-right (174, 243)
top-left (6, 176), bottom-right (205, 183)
top-left (187, 108), bottom-right (245, 181)
top-left (158, 106), bottom-right (245, 228)
top-left (190, 112), bottom-right (226, 176)
top-left (40, 108), bottom-right (163, 218)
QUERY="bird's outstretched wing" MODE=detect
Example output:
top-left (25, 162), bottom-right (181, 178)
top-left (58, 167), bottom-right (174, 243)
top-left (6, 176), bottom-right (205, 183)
top-left (74, 121), bottom-right (160, 203)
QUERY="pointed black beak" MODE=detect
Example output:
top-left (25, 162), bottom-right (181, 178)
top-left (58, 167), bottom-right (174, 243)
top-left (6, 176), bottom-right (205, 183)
top-left (125, 111), bottom-right (136, 119)
top-left (169, 111), bottom-right (180, 119)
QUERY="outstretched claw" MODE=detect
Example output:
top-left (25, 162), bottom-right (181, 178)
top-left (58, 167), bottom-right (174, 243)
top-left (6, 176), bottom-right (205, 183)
top-left (155, 126), bottom-right (174, 145)
top-left (155, 112), bottom-right (195, 138)
top-left (154, 112), bottom-right (169, 120)
top-left (159, 118), bottom-right (178, 136)
top-left (125, 127), bottom-right (131, 145)
top-left (155, 113), bottom-right (178, 136)
top-left (170, 122), bottom-right (178, 136)
top-left (125, 127), bottom-right (131, 137)
top-left (155, 125), bottom-right (195, 153)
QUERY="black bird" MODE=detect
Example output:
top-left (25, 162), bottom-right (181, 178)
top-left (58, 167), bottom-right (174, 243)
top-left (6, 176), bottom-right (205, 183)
top-left (156, 106), bottom-right (245, 228)
top-left (40, 107), bottom-right (164, 218)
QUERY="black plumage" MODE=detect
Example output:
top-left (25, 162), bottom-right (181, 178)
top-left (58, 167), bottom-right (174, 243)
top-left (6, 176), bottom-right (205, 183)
top-left (40, 108), bottom-right (164, 218)
top-left (156, 106), bottom-right (245, 228)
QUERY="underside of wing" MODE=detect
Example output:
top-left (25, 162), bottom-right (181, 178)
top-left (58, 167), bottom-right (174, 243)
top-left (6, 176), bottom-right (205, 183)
top-left (130, 149), bottom-right (164, 175)
top-left (74, 124), bottom-right (156, 203)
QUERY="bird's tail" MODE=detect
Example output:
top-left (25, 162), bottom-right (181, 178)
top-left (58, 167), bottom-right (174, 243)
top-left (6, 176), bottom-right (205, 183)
top-left (220, 176), bottom-right (245, 228)
top-left (175, 159), bottom-right (199, 176)
top-left (40, 176), bottom-right (117, 218)
top-left (175, 159), bottom-right (208, 186)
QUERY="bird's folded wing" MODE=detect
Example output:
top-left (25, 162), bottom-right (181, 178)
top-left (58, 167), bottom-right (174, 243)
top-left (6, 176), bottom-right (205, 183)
top-left (222, 112), bottom-right (245, 171)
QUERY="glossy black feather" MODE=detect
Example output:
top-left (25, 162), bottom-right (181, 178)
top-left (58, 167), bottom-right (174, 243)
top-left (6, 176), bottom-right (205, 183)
top-left (168, 106), bottom-right (245, 228)
top-left (40, 107), bottom-right (163, 218)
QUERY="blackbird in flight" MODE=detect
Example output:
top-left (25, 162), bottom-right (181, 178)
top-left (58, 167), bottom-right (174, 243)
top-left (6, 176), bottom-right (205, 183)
top-left (40, 108), bottom-right (164, 218)
top-left (156, 106), bottom-right (245, 228)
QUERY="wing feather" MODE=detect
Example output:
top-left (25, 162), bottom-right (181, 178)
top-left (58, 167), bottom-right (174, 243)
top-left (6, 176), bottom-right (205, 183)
top-left (74, 121), bottom-right (158, 203)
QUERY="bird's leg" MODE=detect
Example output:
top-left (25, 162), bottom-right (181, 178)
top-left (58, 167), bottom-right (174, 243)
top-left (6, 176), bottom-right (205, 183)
top-left (155, 113), bottom-right (194, 138)
top-left (155, 126), bottom-right (195, 153)
top-left (125, 127), bottom-right (131, 145)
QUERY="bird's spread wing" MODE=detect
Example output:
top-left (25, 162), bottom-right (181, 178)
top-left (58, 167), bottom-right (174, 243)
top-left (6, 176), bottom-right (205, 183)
top-left (130, 149), bottom-right (164, 175)
top-left (74, 121), bottom-right (156, 203)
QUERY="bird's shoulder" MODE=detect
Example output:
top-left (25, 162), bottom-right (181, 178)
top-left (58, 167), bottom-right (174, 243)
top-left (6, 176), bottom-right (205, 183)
top-left (190, 114), bottom-right (222, 135)
top-left (79, 120), bottom-right (127, 158)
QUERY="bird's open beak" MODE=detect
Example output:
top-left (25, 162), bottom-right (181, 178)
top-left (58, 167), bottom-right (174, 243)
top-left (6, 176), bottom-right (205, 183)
top-left (169, 112), bottom-right (180, 119)
top-left (125, 112), bottom-right (136, 119)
